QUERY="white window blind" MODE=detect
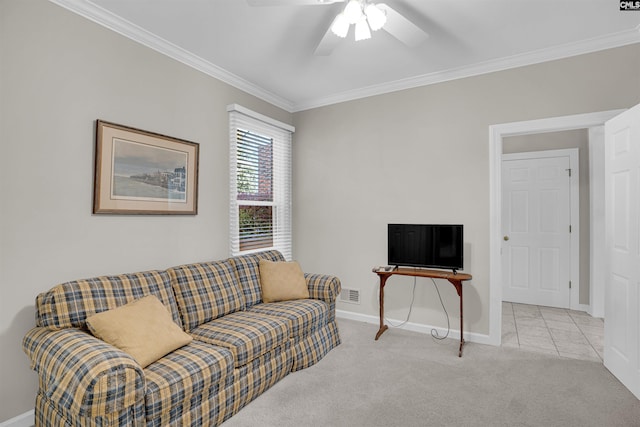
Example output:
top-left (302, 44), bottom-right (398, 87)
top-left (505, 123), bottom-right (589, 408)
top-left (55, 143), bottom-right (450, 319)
top-left (228, 104), bottom-right (294, 260)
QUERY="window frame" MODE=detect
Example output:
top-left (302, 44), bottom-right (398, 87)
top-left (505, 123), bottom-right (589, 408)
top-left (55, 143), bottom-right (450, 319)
top-left (228, 104), bottom-right (295, 259)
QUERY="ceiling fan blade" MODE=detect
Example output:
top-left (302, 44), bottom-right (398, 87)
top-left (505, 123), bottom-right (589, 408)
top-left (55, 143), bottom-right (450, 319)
top-left (247, 0), bottom-right (344, 6)
top-left (314, 25), bottom-right (342, 56)
top-left (377, 3), bottom-right (428, 47)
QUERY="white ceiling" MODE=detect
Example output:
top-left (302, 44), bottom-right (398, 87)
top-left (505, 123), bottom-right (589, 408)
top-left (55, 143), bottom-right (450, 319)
top-left (53, 0), bottom-right (640, 112)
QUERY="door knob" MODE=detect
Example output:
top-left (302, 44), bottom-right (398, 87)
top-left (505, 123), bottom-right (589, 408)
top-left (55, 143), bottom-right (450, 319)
top-left (503, 236), bottom-right (510, 241)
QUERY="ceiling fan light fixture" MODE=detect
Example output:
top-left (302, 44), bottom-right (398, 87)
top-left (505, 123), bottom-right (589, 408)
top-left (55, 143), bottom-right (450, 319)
top-left (344, 0), bottom-right (364, 25)
top-left (354, 16), bottom-right (371, 41)
top-left (364, 3), bottom-right (386, 31)
top-left (331, 13), bottom-right (349, 38)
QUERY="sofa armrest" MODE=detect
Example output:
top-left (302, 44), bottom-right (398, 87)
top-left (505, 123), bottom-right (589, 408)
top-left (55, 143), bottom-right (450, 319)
top-left (22, 327), bottom-right (145, 418)
top-left (304, 273), bottom-right (341, 304)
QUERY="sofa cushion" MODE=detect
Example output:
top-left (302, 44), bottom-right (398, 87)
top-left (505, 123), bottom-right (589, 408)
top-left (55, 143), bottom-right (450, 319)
top-left (86, 295), bottom-right (193, 368)
top-left (248, 299), bottom-right (328, 340)
top-left (144, 341), bottom-right (234, 425)
top-left (258, 260), bottom-right (310, 303)
top-left (36, 270), bottom-right (183, 330)
top-left (168, 260), bottom-right (246, 332)
top-left (229, 250), bottom-right (286, 308)
top-left (190, 311), bottom-right (291, 368)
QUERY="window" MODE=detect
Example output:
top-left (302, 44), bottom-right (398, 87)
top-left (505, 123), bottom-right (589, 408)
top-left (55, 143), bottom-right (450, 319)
top-left (228, 104), bottom-right (294, 259)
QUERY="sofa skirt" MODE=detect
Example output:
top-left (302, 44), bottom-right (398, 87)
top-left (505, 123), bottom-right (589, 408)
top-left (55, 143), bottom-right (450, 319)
top-left (219, 342), bottom-right (292, 425)
top-left (291, 320), bottom-right (341, 371)
top-left (35, 391), bottom-right (146, 427)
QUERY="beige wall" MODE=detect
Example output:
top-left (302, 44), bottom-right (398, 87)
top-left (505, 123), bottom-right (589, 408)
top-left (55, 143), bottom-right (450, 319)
top-left (292, 44), bottom-right (640, 343)
top-left (503, 130), bottom-right (591, 305)
top-left (0, 0), bottom-right (292, 421)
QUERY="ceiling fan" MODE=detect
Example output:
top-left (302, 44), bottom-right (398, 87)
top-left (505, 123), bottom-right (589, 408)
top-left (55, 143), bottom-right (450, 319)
top-left (246, 0), bottom-right (429, 55)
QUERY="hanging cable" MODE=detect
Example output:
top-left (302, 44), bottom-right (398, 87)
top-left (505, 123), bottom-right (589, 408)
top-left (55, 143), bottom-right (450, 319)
top-left (378, 273), bottom-right (452, 338)
top-left (430, 278), bottom-right (451, 340)
top-left (384, 275), bottom-right (417, 328)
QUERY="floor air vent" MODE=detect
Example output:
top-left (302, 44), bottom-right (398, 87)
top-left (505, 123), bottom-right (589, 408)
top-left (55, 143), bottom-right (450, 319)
top-left (340, 288), bottom-right (360, 304)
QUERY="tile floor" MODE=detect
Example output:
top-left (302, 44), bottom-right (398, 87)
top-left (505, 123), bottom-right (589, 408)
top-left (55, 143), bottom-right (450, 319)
top-left (502, 302), bottom-right (604, 362)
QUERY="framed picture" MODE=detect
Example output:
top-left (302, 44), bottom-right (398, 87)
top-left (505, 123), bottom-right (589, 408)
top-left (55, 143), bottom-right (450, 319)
top-left (94, 120), bottom-right (199, 215)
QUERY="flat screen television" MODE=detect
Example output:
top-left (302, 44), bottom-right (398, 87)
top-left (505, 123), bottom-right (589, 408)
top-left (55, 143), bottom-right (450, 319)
top-left (388, 224), bottom-right (463, 272)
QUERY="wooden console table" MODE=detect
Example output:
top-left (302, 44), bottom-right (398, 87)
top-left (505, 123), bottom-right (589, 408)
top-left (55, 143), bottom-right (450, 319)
top-left (373, 268), bottom-right (472, 357)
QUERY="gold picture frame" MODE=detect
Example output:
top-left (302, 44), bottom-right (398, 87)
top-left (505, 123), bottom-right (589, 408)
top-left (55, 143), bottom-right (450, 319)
top-left (93, 120), bottom-right (199, 215)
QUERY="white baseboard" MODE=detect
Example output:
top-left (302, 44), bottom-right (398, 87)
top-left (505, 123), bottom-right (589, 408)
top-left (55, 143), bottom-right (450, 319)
top-left (335, 309), bottom-right (494, 346)
top-left (0, 410), bottom-right (34, 427)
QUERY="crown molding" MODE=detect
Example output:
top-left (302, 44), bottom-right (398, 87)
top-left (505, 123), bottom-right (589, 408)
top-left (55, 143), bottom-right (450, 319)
top-left (47, 1), bottom-right (639, 114)
top-left (292, 26), bottom-right (640, 112)
top-left (48, 0), bottom-right (296, 112)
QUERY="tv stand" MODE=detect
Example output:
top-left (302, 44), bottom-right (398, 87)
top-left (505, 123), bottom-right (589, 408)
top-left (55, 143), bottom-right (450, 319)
top-left (373, 268), bottom-right (472, 357)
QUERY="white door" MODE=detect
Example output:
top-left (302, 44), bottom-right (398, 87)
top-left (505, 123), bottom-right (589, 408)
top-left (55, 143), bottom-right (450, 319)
top-left (502, 151), bottom-right (573, 308)
top-left (604, 103), bottom-right (640, 400)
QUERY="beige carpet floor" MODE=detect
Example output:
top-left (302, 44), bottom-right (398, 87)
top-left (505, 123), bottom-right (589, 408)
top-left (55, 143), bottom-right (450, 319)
top-left (222, 318), bottom-right (640, 427)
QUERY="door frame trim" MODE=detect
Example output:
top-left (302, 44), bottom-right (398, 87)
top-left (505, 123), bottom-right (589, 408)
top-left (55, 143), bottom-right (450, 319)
top-left (502, 148), bottom-right (580, 309)
top-left (488, 109), bottom-right (625, 346)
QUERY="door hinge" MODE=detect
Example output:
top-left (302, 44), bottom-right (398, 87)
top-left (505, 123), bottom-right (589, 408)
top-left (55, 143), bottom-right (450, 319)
top-left (569, 281), bottom-right (572, 289)
top-left (566, 168), bottom-right (572, 177)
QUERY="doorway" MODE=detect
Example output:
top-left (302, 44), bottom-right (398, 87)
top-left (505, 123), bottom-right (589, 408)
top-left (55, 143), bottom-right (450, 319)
top-left (488, 109), bottom-right (625, 347)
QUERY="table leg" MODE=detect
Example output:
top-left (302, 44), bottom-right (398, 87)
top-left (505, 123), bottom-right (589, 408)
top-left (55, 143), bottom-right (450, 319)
top-left (375, 276), bottom-right (389, 340)
top-left (458, 282), bottom-right (464, 357)
top-left (449, 279), bottom-right (465, 357)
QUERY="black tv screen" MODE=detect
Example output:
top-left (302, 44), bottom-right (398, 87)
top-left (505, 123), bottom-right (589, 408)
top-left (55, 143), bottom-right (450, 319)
top-left (388, 224), bottom-right (463, 271)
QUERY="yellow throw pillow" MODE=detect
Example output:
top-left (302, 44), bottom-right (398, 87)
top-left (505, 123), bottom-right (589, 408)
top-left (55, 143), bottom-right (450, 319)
top-left (86, 295), bottom-right (192, 368)
top-left (259, 259), bottom-right (310, 303)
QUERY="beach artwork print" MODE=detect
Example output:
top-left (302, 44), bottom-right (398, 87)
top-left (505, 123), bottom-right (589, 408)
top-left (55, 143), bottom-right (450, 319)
top-left (93, 120), bottom-right (199, 215)
top-left (111, 139), bottom-right (188, 202)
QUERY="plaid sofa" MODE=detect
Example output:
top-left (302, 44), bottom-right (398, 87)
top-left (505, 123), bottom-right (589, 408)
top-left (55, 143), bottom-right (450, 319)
top-left (22, 250), bottom-right (341, 426)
